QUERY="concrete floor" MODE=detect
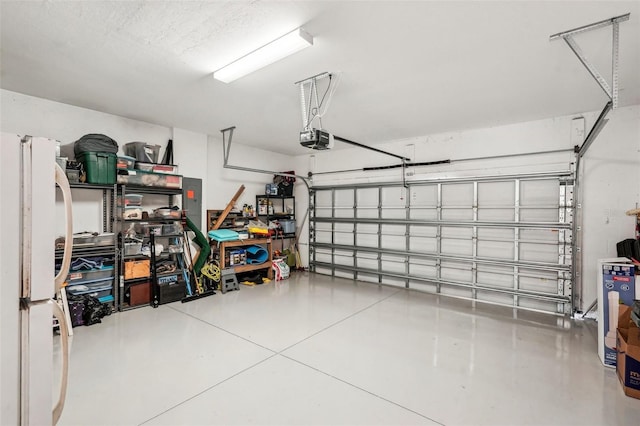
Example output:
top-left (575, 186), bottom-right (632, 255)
top-left (54, 272), bottom-right (640, 425)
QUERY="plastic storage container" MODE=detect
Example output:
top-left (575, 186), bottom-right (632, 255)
top-left (124, 194), bottom-right (143, 206)
top-left (76, 151), bottom-right (117, 184)
top-left (279, 220), bottom-right (296, 234)
top-left (116, 169), bottom-right (182, 189)
top-left (65, 266), bottom-right (114, 284)
top-left (124, 142), bottom-right (160, 163)
top-left (134, 162), bottom-right (154, 172)
top-left (66, 278), bottom-right (113, 300)
top-left (72, 232), bottom-right (115, 247)
top-left (123, 207), bottom-right (143, 220)
top-left (154, 207), bottom-right (181, 219)
top-left (124, 242), bottom-right (142, 256)
top-left (152, 164), bottom-right (178, 175)
top-left (162, 223), bottom-right (183, 235)
top-left (117, 156), bottom-right (136, 170)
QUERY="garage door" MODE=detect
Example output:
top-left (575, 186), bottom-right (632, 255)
top-left (310, 170), bottom-right (575, 315)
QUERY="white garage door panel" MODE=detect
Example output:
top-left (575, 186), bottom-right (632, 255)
top-left (409, 208), bottom-right (438, 220)
top-left (519, 242), bottom-right (559, 263)
top-left (409, 225), bottom-right (438, 238)
top-left (410, 236), bottom-right (438, 252)
top-left (441, 208), bottom-right (474, 221)
top-left (441, 227), bottom-right (473, 238)
top-left (520, 208), bottom-right (558, 222)
top-left (441, 264), bottom-right (472, 282)
top-left (519, 271), bottom-right (559, 294)
top-left (478, 181), bottom-right (515, 205)
top-left (442, 183), bottom-right (473, 205)
top-left (477, 227), bottom-right (514, 240)
top-left (478, 208), bottom-right (515, 221)
top-left (357, 233), bottom-right (379, 248)
top-left (477, 240), bottom-right (515, 260)
top-left (380, 259), bottom-right (406, 274)
top-left (477, 269), bottom-right (515, 289)
top-left (356, 188), bottom-right (378, 207)
top-left (441, 238), bottom-right (473, 256)
top-left (520, 228), bottom-right (558, 243)
top-left (310, 169), bottom-right (574, 315)
top-left (356, 207), bottom-right (379, 218)
top-left (409, 263), bottom-right (437, 278)
top-left (520, 180), bottom-right (558, 205)
top-left (381, 187), bottom-right (405, 207)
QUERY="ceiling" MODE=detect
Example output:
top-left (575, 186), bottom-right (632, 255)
top-left (1, 1), bottom-right (639, 156)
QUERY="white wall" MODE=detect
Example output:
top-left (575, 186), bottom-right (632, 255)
top-left (294, 105), bottom-right (640, 311)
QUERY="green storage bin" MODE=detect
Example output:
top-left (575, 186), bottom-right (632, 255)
top-left (77, 151), bottom-right (117, 184)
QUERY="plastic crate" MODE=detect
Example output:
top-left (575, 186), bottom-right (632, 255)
top-left (66, 266), bottom-right (114, 284)
top-left (76, 151), bottom-right (117, 184)
top-left (116, 169), bottom-right (182, 189)
top-left (117, 156), bottom-right (136, 170)
top-left (66, 278), bottom-right (113, 299)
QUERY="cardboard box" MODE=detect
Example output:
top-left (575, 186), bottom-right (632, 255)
top-left (124, 259), bottom-right (150, 280)
top-left (597, 258), bottom-right (637, 367)
top-left (617, 305), bottom-right (640, 399)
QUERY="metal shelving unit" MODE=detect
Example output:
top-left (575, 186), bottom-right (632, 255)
top-left (57, 183), bottom-right (118, 309)
top-left (309, 170), bottom-right (575, 315)
top-left (116, 184), bottom-right (183, 311)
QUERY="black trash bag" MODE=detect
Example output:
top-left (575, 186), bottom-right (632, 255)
top-left (65, 294), bottom-right (86, 327)
top-left (74, 134), bottom-right (118, 157)
top-left (82, 295), bottom-right (112, 326)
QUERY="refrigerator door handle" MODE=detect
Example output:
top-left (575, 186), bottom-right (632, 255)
top-left (54, 163), bottom-right (73, 293)
top-left (51, 301), bottom-right (69, 425)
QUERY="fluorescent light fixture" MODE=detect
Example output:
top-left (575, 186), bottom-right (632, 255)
top-left (213, 28), bottom-right (313, 83)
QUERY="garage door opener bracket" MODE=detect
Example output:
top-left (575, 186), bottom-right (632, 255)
top-left (550, 13), bottom-right (629, 109)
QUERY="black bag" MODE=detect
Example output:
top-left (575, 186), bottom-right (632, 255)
top-left (74, 134), bottom-right (118, 157)
top-left (616, 238), bottom-right (640, 260)
top-left (274, 171), bottom-right (295, 197)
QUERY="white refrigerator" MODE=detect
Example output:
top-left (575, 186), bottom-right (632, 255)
top-left (1, 133), bottom-right (73, 425)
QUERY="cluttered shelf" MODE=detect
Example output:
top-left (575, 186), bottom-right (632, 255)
top-left (209, 237), bottom-right (274, 280)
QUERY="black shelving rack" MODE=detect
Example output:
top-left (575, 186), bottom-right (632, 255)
top-left (255, 195), bottom-right (295, 221)
top-left (116, 184), bottom-right (183, 311)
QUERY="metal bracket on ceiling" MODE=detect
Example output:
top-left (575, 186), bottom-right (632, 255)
top-left (221, 126), bottom-right (235, 166)
top-left (219, 126), bottom-right (311, 190)
top-left (550, 13), bottom-right (630, 109)
top-left (295, 72), bottom-right (334, 131)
